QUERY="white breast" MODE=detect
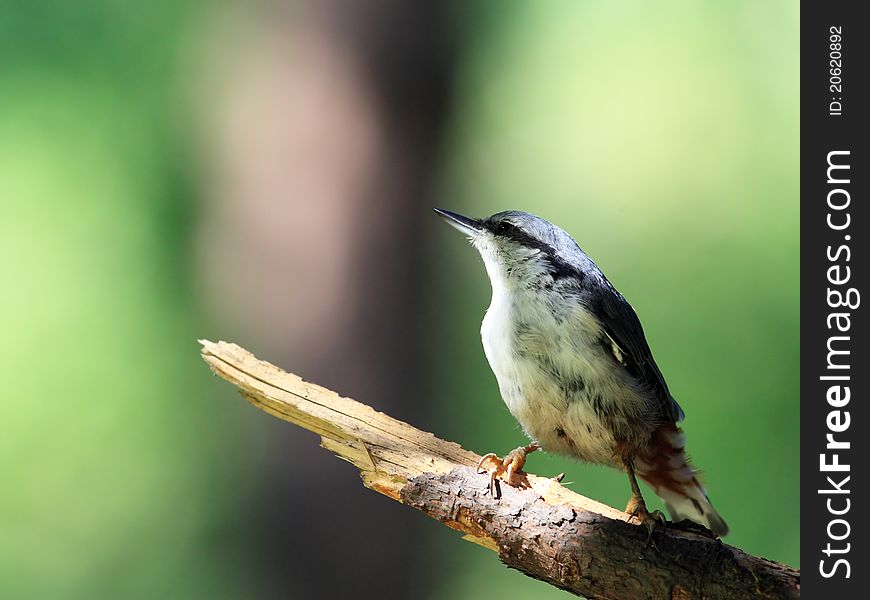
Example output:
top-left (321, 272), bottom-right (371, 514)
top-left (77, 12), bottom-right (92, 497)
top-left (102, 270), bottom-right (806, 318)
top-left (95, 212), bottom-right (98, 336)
top-left (480, 276), bottom-right (637, 467)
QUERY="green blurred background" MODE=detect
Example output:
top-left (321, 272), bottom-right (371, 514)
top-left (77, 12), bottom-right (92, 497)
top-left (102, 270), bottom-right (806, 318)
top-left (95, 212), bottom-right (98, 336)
top-left (1, 1), bottom-right (798, 598)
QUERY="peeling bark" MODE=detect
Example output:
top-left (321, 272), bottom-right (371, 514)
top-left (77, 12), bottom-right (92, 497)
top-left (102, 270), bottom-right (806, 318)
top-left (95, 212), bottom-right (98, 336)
top-left (200, 340), bottom-right (800, 600)
top-left (401, 469), bottom-right (799, 600)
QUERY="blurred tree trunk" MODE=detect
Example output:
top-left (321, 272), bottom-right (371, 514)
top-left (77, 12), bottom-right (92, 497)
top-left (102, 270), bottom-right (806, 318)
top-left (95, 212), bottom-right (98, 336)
top-left (197, 1), bottom-right (465, 597)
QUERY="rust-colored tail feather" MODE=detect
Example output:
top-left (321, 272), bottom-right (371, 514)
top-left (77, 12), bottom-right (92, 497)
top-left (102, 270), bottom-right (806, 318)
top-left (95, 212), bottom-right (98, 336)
top-left (636, 425), bottom-right (729, 537)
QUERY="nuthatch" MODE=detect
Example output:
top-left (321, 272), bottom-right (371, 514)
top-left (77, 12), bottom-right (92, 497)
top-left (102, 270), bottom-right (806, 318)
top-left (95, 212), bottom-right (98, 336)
top-left (435, 208), bottom-right (728, 537)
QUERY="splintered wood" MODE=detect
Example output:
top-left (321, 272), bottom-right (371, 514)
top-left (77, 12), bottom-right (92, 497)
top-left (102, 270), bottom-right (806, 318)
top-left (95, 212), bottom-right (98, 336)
top-left (200, 340), bottom-right (799, 600)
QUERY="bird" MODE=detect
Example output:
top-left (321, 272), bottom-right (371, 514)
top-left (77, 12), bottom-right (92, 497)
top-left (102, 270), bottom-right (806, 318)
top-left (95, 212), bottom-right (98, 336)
top-left (434, 207), bottom-right (728, 537)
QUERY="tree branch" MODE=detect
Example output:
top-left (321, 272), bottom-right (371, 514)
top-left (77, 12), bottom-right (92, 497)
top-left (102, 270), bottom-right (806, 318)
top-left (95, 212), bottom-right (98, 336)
top-left (200, 340), bottom-right (799, 600)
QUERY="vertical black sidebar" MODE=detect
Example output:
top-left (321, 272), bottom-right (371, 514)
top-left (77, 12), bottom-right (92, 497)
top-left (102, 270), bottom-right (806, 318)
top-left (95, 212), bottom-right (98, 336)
top-left (802, 2), bottom-right (868, 597)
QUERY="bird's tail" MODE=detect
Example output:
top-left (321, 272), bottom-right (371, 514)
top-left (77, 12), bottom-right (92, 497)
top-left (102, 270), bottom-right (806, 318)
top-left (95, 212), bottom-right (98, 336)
top-left (635, 425), bottom-right (729, 537)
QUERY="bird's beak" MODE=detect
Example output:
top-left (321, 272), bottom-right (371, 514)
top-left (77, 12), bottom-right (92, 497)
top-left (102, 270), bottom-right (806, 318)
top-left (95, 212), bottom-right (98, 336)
top-left (433, 208), bottom-right (483, 235)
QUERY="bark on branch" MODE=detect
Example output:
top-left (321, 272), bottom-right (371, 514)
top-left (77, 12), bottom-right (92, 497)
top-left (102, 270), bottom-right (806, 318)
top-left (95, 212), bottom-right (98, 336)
top-left (199, 340), bottom-right (799, 600)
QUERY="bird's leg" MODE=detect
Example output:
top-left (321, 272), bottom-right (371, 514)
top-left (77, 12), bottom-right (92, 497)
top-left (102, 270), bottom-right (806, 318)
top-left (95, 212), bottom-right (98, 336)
top-left (476, 441), bottom-right (540, 498)
top-left (624, 461), bottom-right (667, 541)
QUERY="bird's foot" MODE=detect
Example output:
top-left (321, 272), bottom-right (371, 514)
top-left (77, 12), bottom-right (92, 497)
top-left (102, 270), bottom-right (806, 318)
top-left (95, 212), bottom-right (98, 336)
top-left (476, 442), bottom-right (540, 499)
top-left (626, 497), bottom-right (667, 546)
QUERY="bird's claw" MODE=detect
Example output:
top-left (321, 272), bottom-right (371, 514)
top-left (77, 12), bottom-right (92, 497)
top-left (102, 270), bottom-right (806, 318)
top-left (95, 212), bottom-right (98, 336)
top-left (626, 499), bottom-right (667, 548)
top-left (476, 442), bottom-right (540, 499)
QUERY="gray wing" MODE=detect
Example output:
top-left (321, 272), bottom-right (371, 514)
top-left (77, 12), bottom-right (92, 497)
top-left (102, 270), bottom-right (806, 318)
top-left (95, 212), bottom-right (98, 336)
top-left (592, 282), bottom-right (685, 424)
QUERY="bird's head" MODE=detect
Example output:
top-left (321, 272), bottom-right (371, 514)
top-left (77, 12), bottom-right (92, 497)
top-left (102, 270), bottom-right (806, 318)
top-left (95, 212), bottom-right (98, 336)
top-left (434, 208), bottom-right (590, 288)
